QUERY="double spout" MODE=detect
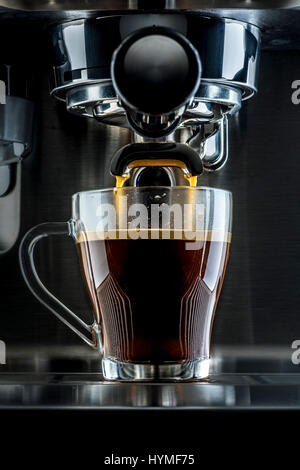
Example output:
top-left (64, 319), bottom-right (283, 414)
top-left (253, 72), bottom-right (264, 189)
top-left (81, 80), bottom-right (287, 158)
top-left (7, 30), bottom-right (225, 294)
top-left (109, 25), bottom-right (204, 187)
top-left (111, 142), bottom-right (203, 188)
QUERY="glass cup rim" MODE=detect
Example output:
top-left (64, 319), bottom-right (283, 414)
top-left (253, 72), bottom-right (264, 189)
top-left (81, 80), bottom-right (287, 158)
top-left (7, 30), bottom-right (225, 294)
top-left (72, 185), bottom-right (232, 199)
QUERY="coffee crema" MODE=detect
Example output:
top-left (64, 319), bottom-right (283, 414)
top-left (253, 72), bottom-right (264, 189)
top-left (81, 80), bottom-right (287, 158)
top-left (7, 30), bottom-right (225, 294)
top-left (76, 229), bottom-right (230, 364)
top-left (76, 229), bottom-right (231, 243)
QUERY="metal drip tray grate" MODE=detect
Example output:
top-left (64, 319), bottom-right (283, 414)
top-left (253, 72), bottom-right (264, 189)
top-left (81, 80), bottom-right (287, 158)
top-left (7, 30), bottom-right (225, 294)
top-left (1, 346), bottom-right (300, 409)
top-left (1, 372), bottom-right (300, 409)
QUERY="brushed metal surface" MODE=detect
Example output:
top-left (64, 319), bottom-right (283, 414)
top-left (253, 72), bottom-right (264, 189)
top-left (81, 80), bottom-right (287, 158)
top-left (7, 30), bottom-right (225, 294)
top-left (1, 376), bottom-right (300, 410)
top-left (1, 5), bottom-right (300, 50)
top-left (2, 366), bottom-right (300, 409)
top-left (1, 1), bottom-right (300, 11)
top-left (2, 346), bottom-right (300, 408)
top-left (0, 51), bottom-right (299, 373)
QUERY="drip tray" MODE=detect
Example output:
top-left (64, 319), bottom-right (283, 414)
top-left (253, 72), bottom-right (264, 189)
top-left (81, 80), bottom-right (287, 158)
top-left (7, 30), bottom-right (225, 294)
top-left (1, 347), bottom-right (300, 409)
top-left (1, 373), bottom-right (300, 409)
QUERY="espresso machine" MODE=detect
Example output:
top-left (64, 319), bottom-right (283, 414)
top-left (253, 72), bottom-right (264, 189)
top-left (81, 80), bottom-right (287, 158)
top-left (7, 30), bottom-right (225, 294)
top-left (0, 0), bottom-right (300, 444)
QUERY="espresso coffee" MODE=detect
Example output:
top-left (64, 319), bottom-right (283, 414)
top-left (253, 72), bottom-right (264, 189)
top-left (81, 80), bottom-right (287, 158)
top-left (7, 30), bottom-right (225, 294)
top-left (77, 231), bottom-right (230, 364)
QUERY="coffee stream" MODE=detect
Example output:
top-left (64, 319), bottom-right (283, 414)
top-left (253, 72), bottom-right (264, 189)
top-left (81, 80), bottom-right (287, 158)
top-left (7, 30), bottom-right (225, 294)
top-left (115, 159), bottom-right (198, 188)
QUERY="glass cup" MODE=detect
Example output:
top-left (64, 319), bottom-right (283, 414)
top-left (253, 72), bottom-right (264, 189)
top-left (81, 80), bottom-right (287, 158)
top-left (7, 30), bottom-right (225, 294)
top-left (19, 186), bottom-right (232, 381)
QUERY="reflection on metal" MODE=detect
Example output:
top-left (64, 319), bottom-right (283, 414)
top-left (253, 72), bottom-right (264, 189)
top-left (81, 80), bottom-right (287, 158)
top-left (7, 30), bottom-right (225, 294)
top-left (0, 96), bottom-right (33, 157)
top-left (0, 95), bottom-right (34, 255)
top-left (66, 83), bottom-right (242, 123)
top-left (0, 1), bottom-right (299, 408)
top-left (178, 115), bottom-right (229, 172)
top-left (0, 346), bottom-right (299, 409)
top-left (50, 15), bottom-right (259, 170)
top-left (1, 372), bottom-right (300, 409)
top-left (50, 16), bottom-right (260, 103)
top-left (0, 163), bottom-right (21, 255)
top-left (1, 5), bottom-right (300, 52)
top-left (1, 0), bottom-right (300, 11)
top-left (1, 344), bottom-right (297, 374)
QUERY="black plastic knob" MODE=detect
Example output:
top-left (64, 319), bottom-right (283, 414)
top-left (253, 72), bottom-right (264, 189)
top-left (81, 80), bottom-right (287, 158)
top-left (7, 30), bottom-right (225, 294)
top-left (111, 26), bottom-right (201, 115)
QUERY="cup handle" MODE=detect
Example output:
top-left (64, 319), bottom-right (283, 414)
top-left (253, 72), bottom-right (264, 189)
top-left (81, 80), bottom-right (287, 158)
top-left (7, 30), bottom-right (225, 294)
top-left (19, 221), bottom-right (101, 351)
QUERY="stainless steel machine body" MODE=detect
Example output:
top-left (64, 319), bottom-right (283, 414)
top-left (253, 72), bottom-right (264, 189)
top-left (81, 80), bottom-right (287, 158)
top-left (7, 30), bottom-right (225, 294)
top-left (0, 1), bottom-right (299, 409)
